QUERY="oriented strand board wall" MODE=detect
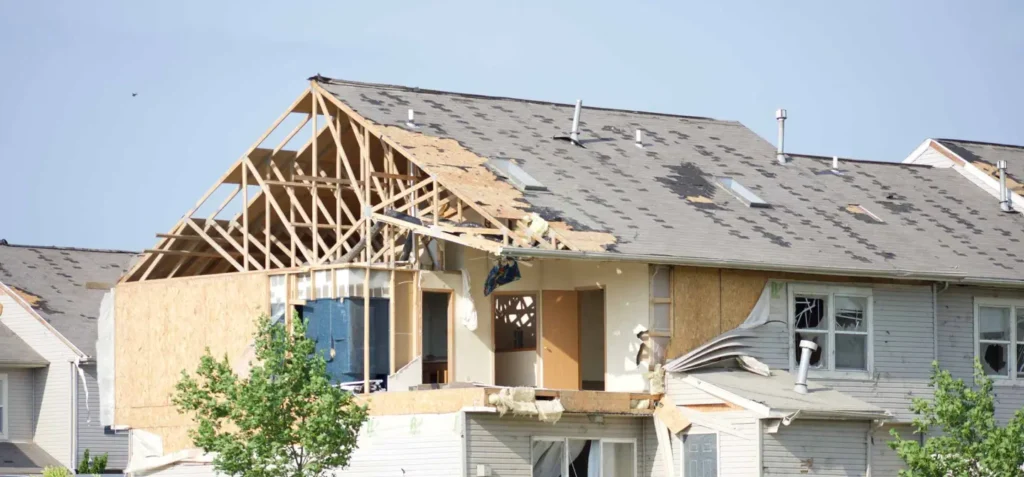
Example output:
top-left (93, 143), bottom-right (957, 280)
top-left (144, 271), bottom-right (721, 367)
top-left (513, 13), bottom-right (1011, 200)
top-left (669, 267), bottom-right (768, 358)
top-left (114, 272), bottom-right (268, 452)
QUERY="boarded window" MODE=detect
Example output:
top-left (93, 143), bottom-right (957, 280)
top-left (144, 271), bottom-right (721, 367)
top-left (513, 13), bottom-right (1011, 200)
top-left (494, 294), bottom-right (537, 352)
top-left (650, 266), bottom-right (672, 334)
top-left (683, 433), bottom-right (718, 477)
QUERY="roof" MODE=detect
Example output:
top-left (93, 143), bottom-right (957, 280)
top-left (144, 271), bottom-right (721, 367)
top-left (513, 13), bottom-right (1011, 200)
top-left (320, 79), bottom-right (1024, 283)
top-left (0, 442), bottom-right (62, 474)
top-left (936, 139), bottom-right (1024, 195)
top-left (684, 367), bottom-right (888, 418)
top-left (0, 243), bottom-right (136, 357)
top-left (0, 322), bottom-right (47, 367)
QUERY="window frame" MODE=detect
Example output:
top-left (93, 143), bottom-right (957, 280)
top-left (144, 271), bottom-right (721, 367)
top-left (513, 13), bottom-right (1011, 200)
top-left (529, 436), bottom-right (637, 477)
top-left (787, 284), bottom-right (874, 379)
top-left (974, 298), bottom-right (1024, 382)
top-left (649, 265), bottom-right (673, 337)
top-left (680, 431), bottom-right (720, 477)
top-left (0, 373), bottom-right (7, 440)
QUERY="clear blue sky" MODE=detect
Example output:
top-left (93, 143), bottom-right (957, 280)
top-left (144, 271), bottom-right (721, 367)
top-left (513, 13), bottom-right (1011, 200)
top-left (2, 1), bottom-right (1022, 251)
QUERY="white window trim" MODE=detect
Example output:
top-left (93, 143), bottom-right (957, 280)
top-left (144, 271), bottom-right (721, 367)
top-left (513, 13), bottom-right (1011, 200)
top-left (680, 431), bottom-right (721, 477)
top-left (530, 436), bottom-right (638, 477)
top-left (974, 298), bottom-right (1024, 384)
top-left (649, 265), bottom-right (673, 336)
top-left (0, 373), bottom-right (7, 440)
top-left (787, 284), bottom-right (874, 379)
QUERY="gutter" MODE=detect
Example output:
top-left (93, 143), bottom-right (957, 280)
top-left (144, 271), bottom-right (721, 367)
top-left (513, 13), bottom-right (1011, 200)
top-left (498, 247), bottom-right (1024, 287)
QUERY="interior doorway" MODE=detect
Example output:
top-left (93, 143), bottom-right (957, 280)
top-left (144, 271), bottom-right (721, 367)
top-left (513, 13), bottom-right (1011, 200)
top-left (421, 290), bottom-right (452, 384)
top-left (578, 288), bottom-right (605, 391)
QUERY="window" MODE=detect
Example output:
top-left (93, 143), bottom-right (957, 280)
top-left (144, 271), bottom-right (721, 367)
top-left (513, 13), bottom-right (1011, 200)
top-left (269, 275), bottom-right (286, 324)
top-left (494, 294), bottom-right (537, 352)
top-left (313, 270), bottom-right (332, 299)
top-left (789, 285), bottom-right (872, 374)
top-left (975, 300), bottom-right (1024, 379)
top-left (650, 266), bottom-right (672, 335)
top-left (682, 433), bottom-right (718, 477)
top-left (531, 437), bottom-right (635, 477)
top-left (0, 373), bottom-right (6, 439)
top-left (715, 177), bottom-right (770, 208)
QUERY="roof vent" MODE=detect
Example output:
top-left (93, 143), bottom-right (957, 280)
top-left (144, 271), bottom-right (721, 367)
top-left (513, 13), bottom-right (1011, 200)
top-left (716, 177), bottom-right (770, 208)
top-left (485, 157), bottom-right (547, 192)
top-left (794, 340), bottom-right (818, 394)
top-left (775, 109), bottom-right (787, 164)
top-left (635, 129), bottom-right (643, 149)
top-left (406, 109), bottom-right (417, 128)
top-left (998, 160), bottom-right (1014, 213)
top-left (553, 100), bottom-right (585, 148)
top-left (832, 156), bottom-right (839, 170)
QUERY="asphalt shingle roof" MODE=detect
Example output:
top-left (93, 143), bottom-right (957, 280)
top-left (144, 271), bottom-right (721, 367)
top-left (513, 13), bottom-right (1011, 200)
top-left (320, 79), bottom-right (1024, 282)
top-left (0, 243), bottom-right (136, 357)
top-left (938, 139), bottom-right (1024, 191)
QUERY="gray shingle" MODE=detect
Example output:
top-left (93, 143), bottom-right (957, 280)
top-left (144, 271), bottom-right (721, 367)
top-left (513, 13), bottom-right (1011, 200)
top-left (320, 79), bottom-right (1024, 282)
top-left (938, 138), bottom-right (1024, 190)
top-left (0, 244), bottom-right (136, 357)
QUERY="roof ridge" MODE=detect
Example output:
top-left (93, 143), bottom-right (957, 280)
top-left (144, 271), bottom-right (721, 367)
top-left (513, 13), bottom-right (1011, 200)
top-left (0, 242), bottom-right (137, 255)
top-left (937, 138), bottom-right (1024, 151)
top-left (315, 76), bottom-right (736, 124)
top-left (789, 153), bottom-right (933, 168)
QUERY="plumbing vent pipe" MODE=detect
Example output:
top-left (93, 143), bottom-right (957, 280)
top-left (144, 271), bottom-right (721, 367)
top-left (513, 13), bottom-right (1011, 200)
top-left (776, 109), bottom-right (787, 164)
top-left (406, 109), bottom-right (416, 128)
top-left (832, 156), bottom-right (839, 170)
top-left (570, 100), bottom-right (583, 143)
top-left (635, 129), bottom-right (643, 148)
top-left (794, 339), bottom-right (818, 394)
top-left (998, 160), bottom-right (1014, 212)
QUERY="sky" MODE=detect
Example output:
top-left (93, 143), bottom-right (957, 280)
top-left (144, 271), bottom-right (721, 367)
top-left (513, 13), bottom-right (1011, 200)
top-left (1, 1), bottom-right (1022, 251)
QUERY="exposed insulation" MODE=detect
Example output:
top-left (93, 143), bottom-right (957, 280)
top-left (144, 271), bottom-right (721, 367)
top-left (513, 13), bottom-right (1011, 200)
top-left (114, 272), bottom-right (269, 452)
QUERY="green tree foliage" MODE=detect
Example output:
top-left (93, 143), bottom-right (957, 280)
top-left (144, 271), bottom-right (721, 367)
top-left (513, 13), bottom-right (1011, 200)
top-left (173, 315), bottom-right (368, 477)
top-left (76, 449), bottom-right (108, 474)
top-left (890, 360), bottom-right (1024, 476)
top-left (43, 466), bottom-right (73, 477)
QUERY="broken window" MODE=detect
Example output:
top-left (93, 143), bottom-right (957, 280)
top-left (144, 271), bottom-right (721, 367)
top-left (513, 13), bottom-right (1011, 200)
top-left (976, 303), bottom-right (1024, 379)
top-left (650, 266), bottom-right (672, 335)
top-left (531, 437), bottom-right (635, 477)
top-left (791, 286), bottom-right (872, 373)
top-left (494, 294), bottom-right (537, 352)
top-left (269, 275), bottom-right (287, 324)
top-left (683, 433), bottom-right (718, 477)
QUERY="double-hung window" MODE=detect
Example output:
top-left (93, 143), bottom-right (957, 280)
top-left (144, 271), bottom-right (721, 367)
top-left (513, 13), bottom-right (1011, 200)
top-left (975, 300), bottom-right (1024, 379)
top-left (531, 437), bottom-right (636, 477)
top-left (789, 285), bottom-right (873, 374)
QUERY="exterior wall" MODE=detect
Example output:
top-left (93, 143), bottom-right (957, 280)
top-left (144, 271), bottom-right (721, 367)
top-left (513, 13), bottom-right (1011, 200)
top-left (114, 272), bottom-right (269, 453)
top-left (936, 285), bottom-right (1024, 423)
top-left (137, 462), bottom-right (221, 477)
top-left (664, 373), bottom-right (726, 405)
top-left (0, 292), bottom-right (78, 466)
top-left (339, 413), bottom-right (462, 476)
top-left (77, 364), bottom-right (129, 470)
top-left (872, 424), bottom-right (912, 476)
top-left (465, 413), bottom-right (645, 477)
top-left (0, 367), bottom-right (36, 442)
top-left (762, 420), bottom-right (869, 476)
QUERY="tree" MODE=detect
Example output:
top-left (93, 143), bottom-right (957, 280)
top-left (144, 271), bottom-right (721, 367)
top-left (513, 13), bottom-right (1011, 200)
top-left (173, 314), bottom-right (368, 477)
top-left (76, 449), bottom-right (108, 474)
top-left (889, 360), bottom-right (1024, 476)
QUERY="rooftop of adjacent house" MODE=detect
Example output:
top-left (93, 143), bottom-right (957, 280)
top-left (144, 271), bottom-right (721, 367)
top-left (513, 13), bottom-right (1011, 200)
top-left (0, 321), bottom-right (47, 367)
top-left (0, 442), bottom-right (62, 474)
top-left (683, 367), bottom-right (888, 418)
top-left (0, 242), bottom-right (136, 357)
top-left (319, 78), bottom-right (1024, 283)
top-left (936, 138), bottom-right (1024, 195)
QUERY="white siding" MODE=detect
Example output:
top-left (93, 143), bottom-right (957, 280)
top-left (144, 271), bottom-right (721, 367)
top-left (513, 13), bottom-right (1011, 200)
top-left (871, 424), bottom-right (912, 477)
top-left (743, 282), bottom-right (936, 421)
top-left (642, 418), bottom-right (673, 477)
top-left (0, 367), bottom-right (36, 442)
top-left (339, 413), bottom-right (462, 476)
top-left (665, 373), bottom-right (725, 405)
top-left (937, 286), bottom-right (1024, 423)
top-left (466, 413), bottom-right (646, 477)
top-left (0, 293), bottom-right (79, 466)
top-left (762, 420), bottom-right (868, 476)
top-left (77, 364), bottom-right (129, 470)
top-left (681, 412), bottom-right (759, 477)
top-left (138, 462), bottom-right (221, 477)
top-left (907, 147), bottom-right (955, 168)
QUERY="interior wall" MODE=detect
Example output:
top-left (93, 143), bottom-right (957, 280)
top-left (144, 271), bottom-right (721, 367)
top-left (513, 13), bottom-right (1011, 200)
top-left (579, 289), bottom-right (605, 387)
top-left (422, 292), bottom-right (449, 359)
top-left (494, 350), bottom-right (537, 387)
top-left (114, 272), bottom-right (269, 453)
top-left (392, 271), bottom-right (417, 372)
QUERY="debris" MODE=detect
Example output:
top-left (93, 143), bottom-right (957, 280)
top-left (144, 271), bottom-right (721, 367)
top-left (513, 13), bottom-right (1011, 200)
top-left (487, 387), bottom-right (564, 423)
top-left (484, 257), bottom-right (521, 296)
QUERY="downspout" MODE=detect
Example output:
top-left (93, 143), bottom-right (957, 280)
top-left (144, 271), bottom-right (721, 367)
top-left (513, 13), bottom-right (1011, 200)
top-left (70, 361), bottom-right (78, 470)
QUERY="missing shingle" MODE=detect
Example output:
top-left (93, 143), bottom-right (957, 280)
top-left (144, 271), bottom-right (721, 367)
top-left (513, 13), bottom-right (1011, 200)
top-left (843, 204), bottom-right (884, 224)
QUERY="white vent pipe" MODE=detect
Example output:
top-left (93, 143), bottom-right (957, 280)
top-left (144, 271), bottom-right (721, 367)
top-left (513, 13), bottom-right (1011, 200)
top-left (635, 129), bottom-right (643, 148)
top-left (794, 339), bottom-right (818, 394)
top-left (406, 109), bottom-right (416, 127)
top-left (776, 109), bottom-right (787, 164)
top-left (832, 156), bottom-right (839, 170)
top-left (998, 160), bottom-right (1013, 212)
top-left (570, 100), bottom-right (582, 143)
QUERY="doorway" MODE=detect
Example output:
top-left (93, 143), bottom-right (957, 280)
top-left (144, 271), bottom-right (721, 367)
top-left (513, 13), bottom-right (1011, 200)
top-left (578, 288), bottom-right (605, 391)
top-left (421, 290), bottom-right (452, 384)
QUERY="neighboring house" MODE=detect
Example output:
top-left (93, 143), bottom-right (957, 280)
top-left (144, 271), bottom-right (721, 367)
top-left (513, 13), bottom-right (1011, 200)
top-left (109, 78), bottom-right (1024, 477)
top-left (0, 242), bottom-right (134, 474)
top-left (903, 138), bottom-right (1024, 211)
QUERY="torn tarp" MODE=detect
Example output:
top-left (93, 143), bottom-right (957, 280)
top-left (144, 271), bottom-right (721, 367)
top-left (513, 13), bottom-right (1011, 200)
top-left (484, 257), bottom-right (521, 296)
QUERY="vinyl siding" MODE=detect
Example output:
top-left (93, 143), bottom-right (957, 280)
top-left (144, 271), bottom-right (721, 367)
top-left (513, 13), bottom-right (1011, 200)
top-left (872, 424), bottom-right (912, 476)
top-left (665, 373), bottom-right (725, 405)
top-left (762, 420), bottom-right (868, 476)
top-left (465, 413), bottom-right (646, 477)
top-left (0, 293), bottom-right (78, 466)
top-left (137, 462), bottom-right (221, 477)
top-left (77, 364), bottom-right (129, 470)
top-left (339, 413), bottom-right (462, 476)
top-left (0, 367), bottom-right (36, 442)
top-left (744, 282), bottom-right (936, 421)
top-left (937, 286), bottom-right (1024, 424)
top-left (681, 412), bottom-right (759, 477)
top-left (642, 418), bottom-right (673, 477)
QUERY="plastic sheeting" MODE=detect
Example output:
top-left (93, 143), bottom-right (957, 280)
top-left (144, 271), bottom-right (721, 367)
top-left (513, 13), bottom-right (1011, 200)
top-left (459, 269), bottom-right (478, 331)
top-left (97, 290), bottom-right (115, 427)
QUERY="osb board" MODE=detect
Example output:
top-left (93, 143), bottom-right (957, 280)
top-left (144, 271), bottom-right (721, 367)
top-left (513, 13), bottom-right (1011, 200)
top-left (393, 270), bottom-right (417, 371)
top-left (360, 388), bottom-right (490, 416)
top-left (114, 272), bottom-right (269, 444)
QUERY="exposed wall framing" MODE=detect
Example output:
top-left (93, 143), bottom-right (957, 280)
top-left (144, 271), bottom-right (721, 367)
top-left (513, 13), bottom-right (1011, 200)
top-left (124, 83), bottom-right (599, 283)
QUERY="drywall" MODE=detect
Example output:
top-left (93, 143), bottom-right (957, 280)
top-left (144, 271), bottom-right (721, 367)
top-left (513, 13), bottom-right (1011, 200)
top-left (114, 272), bottom-right (268, 452)
top-left (579, 289), bottom-right (605, 385)
top-left (495, 350), bottom-right (537, 387)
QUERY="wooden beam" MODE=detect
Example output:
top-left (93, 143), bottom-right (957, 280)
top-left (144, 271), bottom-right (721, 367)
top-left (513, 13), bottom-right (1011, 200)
top-left (144, 249), bottom-right (239, 259)
top-left (372, 213), bottom-right (500, 254)
top-left (244, 157), bottom-right (314, 264)
top-left (185, 219), bottom-right (245, 271)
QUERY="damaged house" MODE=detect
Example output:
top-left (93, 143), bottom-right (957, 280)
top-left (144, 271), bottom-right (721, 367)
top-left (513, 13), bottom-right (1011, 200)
top-left (107, 78), bottom-right (1024, 476)
top-left (0, 242), bottom-right (133, 474)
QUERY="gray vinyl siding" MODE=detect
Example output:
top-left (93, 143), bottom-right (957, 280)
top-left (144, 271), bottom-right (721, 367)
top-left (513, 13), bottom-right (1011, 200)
top-left (465, 413), bottom-right (646, 477)
top-left (642, 418), bottom-right (672, 477)
top-left (664, 374), bottom-right (725, 405)
top-left (762, 420), bottom-right (868, 476)
top-left (743, 282), bottom-right (936, 421)
top-left (684, 412), bottom-right (759, 477)
top-left (936, 286), bottom-right (1024, 423)
top-left (872, 424), bottom-right (912, 476)
top-left (76, 364), bottom-right (128, 470)
top-left (1, 367), bottom-right (36, 442)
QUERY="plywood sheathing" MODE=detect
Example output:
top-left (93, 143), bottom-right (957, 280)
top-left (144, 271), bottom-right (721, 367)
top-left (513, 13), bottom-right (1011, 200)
top-left (972, 160), bottom-right (1024, 195)
top-left (375, 124), bottom-right (616, 252)
top-left (6, 286), bottom-right (42, 307)
top-left (114, 272), bottom-right (269, 451)
top-left (361, 387), bottom-right (659, 416)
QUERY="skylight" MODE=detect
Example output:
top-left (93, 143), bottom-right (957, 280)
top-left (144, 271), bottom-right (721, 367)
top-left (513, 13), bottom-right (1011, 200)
top-left (485, 158), bottom-right (547, 191)
top-left (715, 177), bottom-right (770, 208)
